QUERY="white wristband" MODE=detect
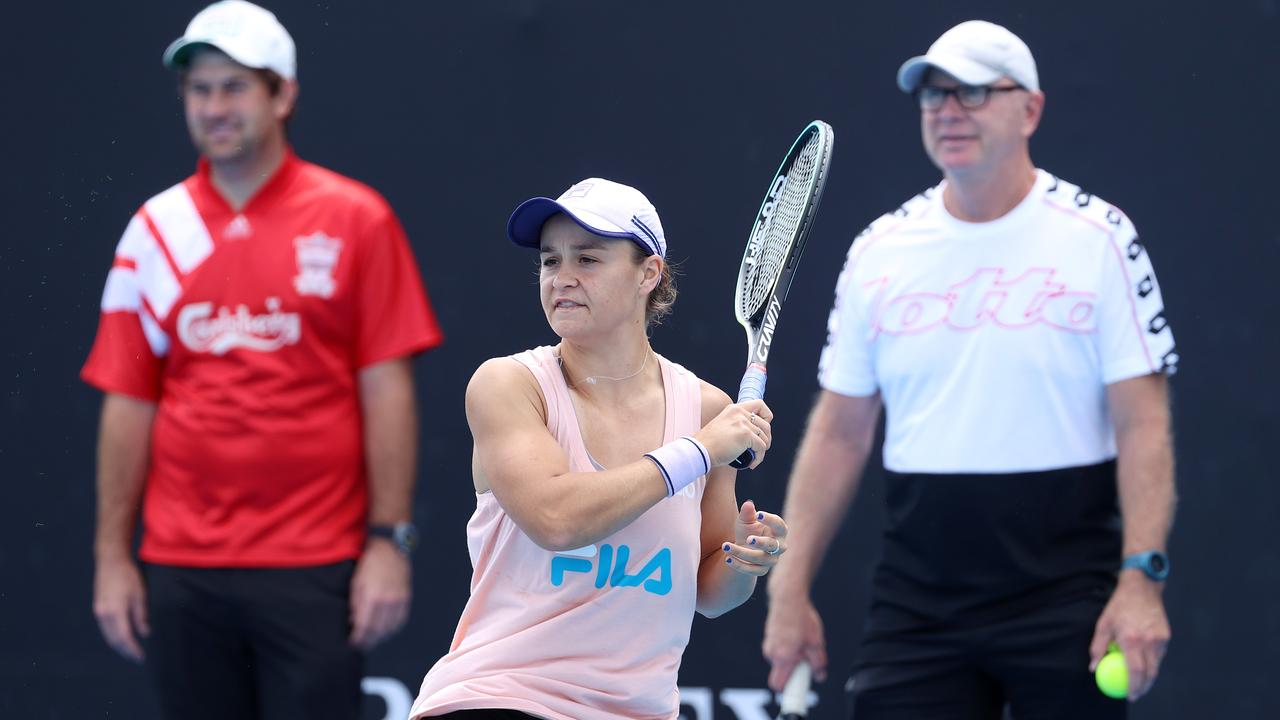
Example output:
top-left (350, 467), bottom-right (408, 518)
top-left (645, 436), bottom-right (711, 497)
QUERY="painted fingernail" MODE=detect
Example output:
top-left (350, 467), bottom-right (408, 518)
top-left (723, 543), bottom-right (731, 552)
top-left (756, 512), bottom-right (765, 521)
top-left (726, 557), bottom-right (733, 564)
top-left (749, 537), bottom-right (757, 546)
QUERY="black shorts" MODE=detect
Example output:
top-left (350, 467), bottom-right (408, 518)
top-left (143, 561), bottom-right (363, 720)
top-left (849, 462), bottom-right (1126, 720)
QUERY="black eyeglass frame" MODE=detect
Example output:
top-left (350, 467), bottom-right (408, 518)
top-left (913, 84), bottom-right (1024, 110)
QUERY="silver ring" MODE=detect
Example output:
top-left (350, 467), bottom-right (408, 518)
top-left (767, 542), bottom-right (782, 556)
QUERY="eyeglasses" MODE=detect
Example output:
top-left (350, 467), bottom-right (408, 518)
top-left (914, 84), bottom-right (1023, 111)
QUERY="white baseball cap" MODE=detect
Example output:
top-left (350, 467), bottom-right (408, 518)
top-left (897, 20), bottom-right (1039, 93)
top-left (507, 178), bottom-right (668, 258)
top-left (163, 0), bottom-right (296, 80)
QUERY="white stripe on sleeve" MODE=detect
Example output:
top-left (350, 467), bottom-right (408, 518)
top-left (145, 184), bottom-right (214, 274)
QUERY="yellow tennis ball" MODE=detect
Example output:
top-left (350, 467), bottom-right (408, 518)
top-left (1095, 646), bottom-right (1128, 699)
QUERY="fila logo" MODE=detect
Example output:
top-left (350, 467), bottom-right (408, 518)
top-left (550, 543), bottom-right (672, 596)
top-left (867, 267), bottom-right (1097, 337)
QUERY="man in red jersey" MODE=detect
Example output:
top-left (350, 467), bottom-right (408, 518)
top-left (81, 2), bottom-right (443, 718)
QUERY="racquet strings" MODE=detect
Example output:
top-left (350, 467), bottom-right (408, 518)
top-left (738, 134), bottom-right (823, 320)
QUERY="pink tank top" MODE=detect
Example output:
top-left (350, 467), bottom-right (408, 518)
top-left (410, 345), bottom-right (707, 720)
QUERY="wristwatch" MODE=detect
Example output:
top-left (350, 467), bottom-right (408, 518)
top-left (368, 522), bottom-right (418, 555)
top-left (1121, 551), bottom-right (1170, 581)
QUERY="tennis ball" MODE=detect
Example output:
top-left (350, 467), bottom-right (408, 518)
top-left (1095, 644), bottom-right (1128, 699)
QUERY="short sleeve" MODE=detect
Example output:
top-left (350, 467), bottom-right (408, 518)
top-left (817, 236), bottom-right (879, 397)
top-left (1096, 211), bottom-right (1178, 383)
top-left (353, 208), bottom-right (444, 368)
top-left (81, 215), bottom-right (168, 401)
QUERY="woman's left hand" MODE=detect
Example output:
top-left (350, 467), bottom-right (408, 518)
top-left (721, 499), bottom-right (788, 576)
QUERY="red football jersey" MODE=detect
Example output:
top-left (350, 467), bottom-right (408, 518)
top-left (82, 150), bottom-right (443, 567)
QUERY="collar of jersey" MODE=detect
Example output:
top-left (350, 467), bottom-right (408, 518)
top-left (192, 145), bottom-right (303, 216)
top-left (934, 168), bottom-right (1053, 234)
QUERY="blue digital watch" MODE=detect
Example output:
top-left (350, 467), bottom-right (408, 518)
top-left (1121, 550), bottom-right (1170, 581)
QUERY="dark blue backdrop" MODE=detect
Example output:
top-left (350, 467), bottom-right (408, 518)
top-left (3, 1), bottom-right (1277, 718)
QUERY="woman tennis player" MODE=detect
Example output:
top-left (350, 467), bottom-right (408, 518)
top-left (409, 178), bottom-right (788, 720)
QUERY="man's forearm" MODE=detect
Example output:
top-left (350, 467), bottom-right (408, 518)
top-left (360, 359), bottom-right (418, 526)
top-left (95, 394), bottom-right (156, 561)
top-left (1110, 375), bottom-right (1176, 558)
top-left (1116, 420), bottom-right (1175, 556)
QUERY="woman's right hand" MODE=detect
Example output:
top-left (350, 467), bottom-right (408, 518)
top-left (695, 400), bottom-right (773, 469)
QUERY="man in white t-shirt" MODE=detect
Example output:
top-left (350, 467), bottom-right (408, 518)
top-left (762, 20), bottom-right (1176, 718)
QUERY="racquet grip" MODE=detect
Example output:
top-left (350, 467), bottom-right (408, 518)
top-left (730, 365), bottom-right (768, 469)
top-left (778, 661), bottom-right (812, 718)
top-left (736, 364), bottom-right (768, 403)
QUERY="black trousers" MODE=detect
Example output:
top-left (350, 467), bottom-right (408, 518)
top-left (848, 464), bottom-right (1128, 719)
top-left (143, 561), bottom-right (363, 720)
top-left (848, 592), bottom-right (1127, 719)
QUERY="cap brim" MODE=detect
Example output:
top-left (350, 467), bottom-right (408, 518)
top-left (506, 198), bottom-right (637, 249)
top-left (163, 36), bottom-right (273, 74)
top-left (163, 37), bottom-right (200, 68)
top-left (897, 53), bottom-right (1003, 92)
top-left (164, 37), bottom-right (244, 69)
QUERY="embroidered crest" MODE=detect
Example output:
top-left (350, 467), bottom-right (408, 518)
top-left (293, 232), bottom-right (342, 298)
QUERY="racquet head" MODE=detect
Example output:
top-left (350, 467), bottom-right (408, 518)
top-left (734, 120), bottom-right (834, 331)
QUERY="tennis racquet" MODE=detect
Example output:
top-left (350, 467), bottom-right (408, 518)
top-left (730, 120), bottom-right (834, 469)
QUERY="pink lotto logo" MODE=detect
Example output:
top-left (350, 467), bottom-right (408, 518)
top-left (866, 267), bottom-right (1097, 337)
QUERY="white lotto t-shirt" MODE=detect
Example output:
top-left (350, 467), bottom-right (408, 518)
top-left (819, 170), bottom-right (1177, 473)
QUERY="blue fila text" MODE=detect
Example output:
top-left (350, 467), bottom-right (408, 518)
top-left (551, 544), bottom-right (672, 596)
